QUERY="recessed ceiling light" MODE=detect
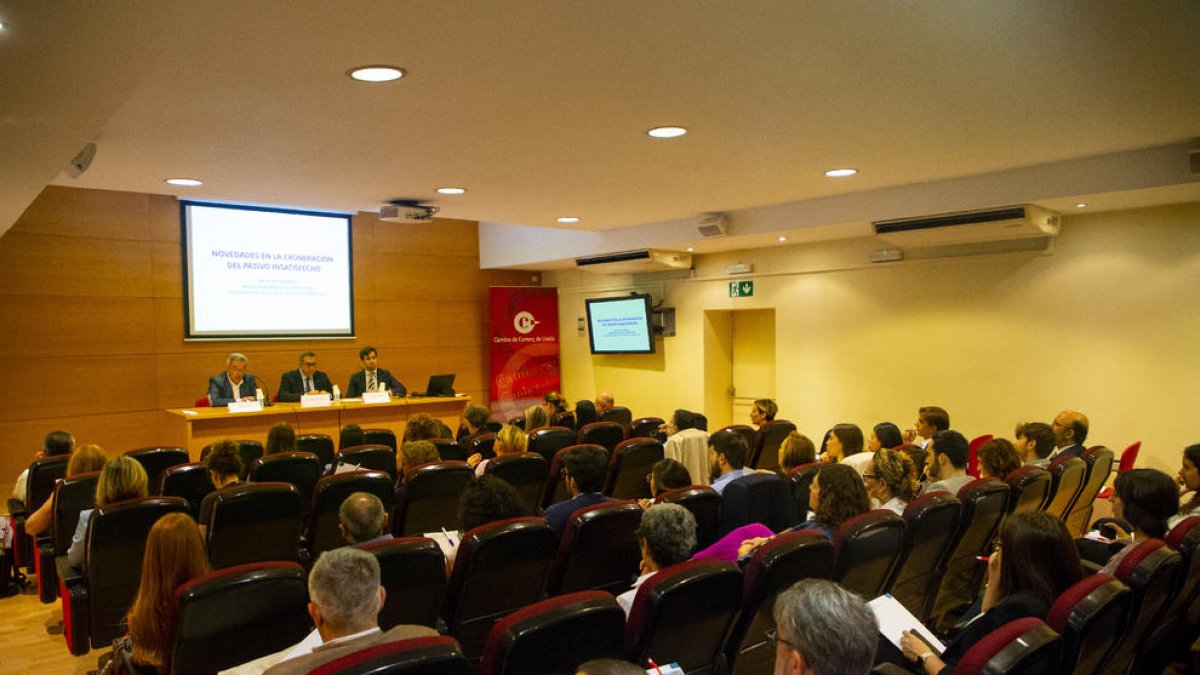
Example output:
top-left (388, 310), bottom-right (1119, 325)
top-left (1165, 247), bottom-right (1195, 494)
top-left (0, 21), bottom-right (6, 30)
top-left (556, 216), bottom-right (580, 224)
top-left (436, 187), bottom-right (466, 195)
top-left (647, 126), bottom-right (687, 139)
top-left (778, 236), bottom-right (787, 242)
top-left (824, 168), bottom-right (858, 178)
top-left (348, 65), bottom-right (405, 82)
top-left (165, 178), bottom-right (203, 187)
top-left (686, 247), bottom-right (695, 252)
top-left (1075, 203), bottom-right (1087, 209)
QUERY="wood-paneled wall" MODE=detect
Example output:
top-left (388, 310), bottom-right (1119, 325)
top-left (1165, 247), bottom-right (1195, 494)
top-left (0, 186), bottom-right (534, 480)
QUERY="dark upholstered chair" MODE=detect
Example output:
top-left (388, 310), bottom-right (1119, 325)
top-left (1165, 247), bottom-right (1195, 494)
top-left (35, 471), bottom-right (99, 603)
top-left (125, 446), bottom-right (191, 494)
top-left (7, 454), bottom-right (70, 574)
top-left (57, 496), bottom-right (189, 655)
top-left (168, 561), bottom-right (312, 675)
top-left (1005, 465), bottom-right (1052, 514)
top-left (1096, 539), bottom-right (1181, 675)
top-left (478, 591), bottom-right (626, 675)
top-left (484, 452), bottom-right (548, 513)
top-left (624, 559), bottom-right (742, 675)
top-left (200, 440), bottom-right (264, 480)
top-left (1044, 456), bottom-right (1086, 520)
top-left (966, 434), bottom-right (993, 478)
top-left (786, 462), bottom-right (824, 521)
top-left (358, 537), bottom-right (447, 629)
top-left (599, 405), bottom-right (634, 432)
top-left (432, 437), bottom-right (467, 462)
top-left (394, 461), bottom-right (474, 536)
top-left (725, 532), bottom-right (834, 675)
top-left (363, 427), bottom-right (398, 451)
top-left (543, 501), bottom-right (643, 597)
top-left (335, 444), bottom-right (397, 479)
top-left (550, 411), bottom-right (576, 430)
top-left (203, 482), bottom-right (304, 568)
top-left (441, 517), bottom-right (558, 661)
top-left (527, 427), bottom-right (577, 464)
top-left (953, 617), bottom-right (1062, 675)
top-left (468, 433), bottom-right (497, 461)
top-left (309, 471), bottom-right (395, 556)
top-left (929, 478), bottom-right (1010, 627)
top-left (1064, 446), bottom-right (1114, 536)
top-left (718, 472), bottom-right (798, 536)
top-left (630, 417), bottom-right (667, 443)
top-left (309, 635), bottom-right (469, 675)
top-left (249, 451), bottom-right (323, 509)
top-left (606, 437), bottom-right (664, 499)
top-left (297, 433), bottom-right (335, 467)
top-left (158, 462), bottom-right (215, 519)
top-left (753, 419), bottom-right (797, 472)
top-left (831, 509), bottom-right (905, 598)
top-left (886, 492), bottom-right (962, 621)
top-left (578, 421), bottom-right (625, 453)
top-left (1045, 573), bottom-right (1130, 675)
top-left (656, 485), bottom-right (721, 549)
top-left (542, 444), bottom-right (606, 509)
top-left (1138, 516), bottom-right (1200, 672)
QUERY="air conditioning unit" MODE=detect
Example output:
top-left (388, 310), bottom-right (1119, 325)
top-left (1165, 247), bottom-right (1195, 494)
top-left (575, 249), bottom-right (693, 274)
top-left (1189, 147), bottom-right (1200, 177)
top-left (697, 214), bottom-right (729, 238)
top-left (873, 205), bottom-right (1060, 248)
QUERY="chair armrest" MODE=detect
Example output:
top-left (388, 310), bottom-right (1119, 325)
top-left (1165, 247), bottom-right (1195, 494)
top-left (56, 555), bottom-right (90, 656)
top-left (36, 537), bottom-right (58, 604)
top-left (7, 498), bottom-right (31, 570)
top-left (7, 497), bottom-right (29, 519)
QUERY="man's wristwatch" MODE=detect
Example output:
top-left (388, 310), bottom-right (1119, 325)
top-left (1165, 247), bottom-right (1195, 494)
top-left (918, 651), bottom-right (934, 666)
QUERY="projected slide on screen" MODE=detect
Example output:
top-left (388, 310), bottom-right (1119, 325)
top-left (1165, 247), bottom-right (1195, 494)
top-left (183, 202), bottom-right (354, 339)
top-left (585, 295), bottom-right (654, 354)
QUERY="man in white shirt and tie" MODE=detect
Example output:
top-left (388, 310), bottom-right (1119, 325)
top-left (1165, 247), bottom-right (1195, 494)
top-left (277, 351), bottom-right (333, 402)
top-left (346, 346), bottom-right (406, 398)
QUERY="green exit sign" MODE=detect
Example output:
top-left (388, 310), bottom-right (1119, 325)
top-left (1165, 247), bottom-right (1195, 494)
top-left (729, 280), bottom-right (754, 297)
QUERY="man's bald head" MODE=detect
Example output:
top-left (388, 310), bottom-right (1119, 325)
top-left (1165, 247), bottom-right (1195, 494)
top-left (1052, 410), bottom-right (1089, 448)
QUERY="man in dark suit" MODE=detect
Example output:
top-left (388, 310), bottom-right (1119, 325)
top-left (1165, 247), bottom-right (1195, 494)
top-left (207, 352), bottom-right (258, 406)
top-left (346, 346), bottom-right (406, 397)
top-left (1051, 409), bottom-right (1090, 460)
top-left (278, 350), bottom-right (333, 402)
top-left (544, 445), bottom-right (613, 536)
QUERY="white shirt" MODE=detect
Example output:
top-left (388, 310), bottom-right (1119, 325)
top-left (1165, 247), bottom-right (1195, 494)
top-left (840, 452), bottom-right (874, 476)
top-left (664, 428), bottom-right (711, 487)
top-left (11, 468), bottom-right (29, 502)
top-left (617, 572), bottom-right (655, 617)
top-left (219, 627), bottom-right (380, 675)
top-left (879, 496), bottom-right (907, 516)
top-left (227, 374), bottom-right (248, 400)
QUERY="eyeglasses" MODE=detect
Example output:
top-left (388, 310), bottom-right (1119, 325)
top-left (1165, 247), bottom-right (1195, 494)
top-left (765, 628), bottom-right (799, 652)
top-left (863, 473), bottom-right (877, 480)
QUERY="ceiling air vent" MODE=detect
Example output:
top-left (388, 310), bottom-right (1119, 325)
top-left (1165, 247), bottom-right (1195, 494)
top-left (575, 249), bottom-right (693, 274)
top-left (873, 205), bottom-right (1060, 248)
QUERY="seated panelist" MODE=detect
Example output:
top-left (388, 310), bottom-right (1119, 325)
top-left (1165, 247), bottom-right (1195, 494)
top-left (207, 352), bottom-right (258, 407)
top-left (278, 350), bottom-right (333, 402)
top-left (346, 346), bottom-right (406, 397)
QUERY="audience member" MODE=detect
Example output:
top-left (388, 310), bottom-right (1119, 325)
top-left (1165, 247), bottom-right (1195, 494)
top-left (404, 413), bottom-right (441, 443)
top-left (395, 440), bottom-right (441, 503)
top-left (907, 406), bottom-right (950, 448)
top-left (198, 440), bottom-right (244, 525)
top-left (1096, 468), bottom-right (1177, 574)
top-left (543, 391), bottom-right (568, 415)
top-left (459, 475), bottom-right (528, 532)
top-left (749, 399), bottom-right (778, 429)
top-left (899, 511), bottom-right (1082, 674)
top-left (922, 430), bottom-right (972, 496)
top-left (1173, 443), bottom-right (1200, 528)
top-left (1051, 409), bottom-right (1089, 459)
top-left (575, 399), bottom-right (598, 428)
top-left (339, 424), bottom-right (366, 450)
top-left (772, 579), bottom-right (878, 675)
top-left (456, 404), bottom-right (491, 445)
top-left (708, 431), bottom-right (751, 495)
top-left (346, 346), bottom-right (406, 398)
top-left (207, 352), bottom-right (258, 407)
top-left (24, 443), bottom-right (107, 536)
top-left (638, 458), bottom-right (693, 510)
top-left (977, 438), bottom-right (1021, 479)
top-left (467, 424), bottom-right (527, 476)
top-left (67, 455), bottom-right (149, 569)
top-left (340, 492), bottom-right (392, 545)
top-left (825, 423), bottom-right (869, 475)
top-left (1014, 421), bottom-right (1055, 467)
top-left (265, 422), bottom-right (297, 455)
top-left (776, 431), bottom-right (816, 474)
top-left (594, 392), bottom-right (615, 414)
top-left (545, 445), bottom-right (612, 536)
top-left (616, 503), bottom-right (697, 616)
top-left (576, 659), bottom-right (644, 675)
top-left (867, 447), bottom-right (920, 515)
top-left (663, 409), bottom-right (710, 487)
top-left (277, 350), bottom-right (332, 402)
top-left (10, 430), bottom-right (74, 502)
top-left (868, 422), bottom-right (904, 452)
top-left (523, 404), bottom-right (550, 432)
top-left (125, 513), bottom-right (212, 671)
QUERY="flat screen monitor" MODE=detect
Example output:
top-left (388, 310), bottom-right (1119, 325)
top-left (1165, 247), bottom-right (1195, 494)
top-left (585, 294), bottom-right (655, 354)
top-left (181, 201), bottom-right (354, 339)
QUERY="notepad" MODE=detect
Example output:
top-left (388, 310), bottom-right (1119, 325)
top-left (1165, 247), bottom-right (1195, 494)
top-left (868, 593), bottom-right (946, 654)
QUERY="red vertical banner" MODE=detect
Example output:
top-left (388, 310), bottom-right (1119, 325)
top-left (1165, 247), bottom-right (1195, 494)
top-left (488, 286), bottom-right (560, 422)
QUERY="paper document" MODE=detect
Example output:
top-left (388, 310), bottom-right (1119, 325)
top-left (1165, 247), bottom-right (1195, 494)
top-left (424, 530), bottom-right (460, 559)
top-left (868, 593), bottom-right (946, 654)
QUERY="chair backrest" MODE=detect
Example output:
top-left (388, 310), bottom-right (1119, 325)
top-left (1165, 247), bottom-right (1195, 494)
top-left (125, 446), bottom-right (191, 493)
top-left (598, 405), bottom-right (633, 431)
top-left (754, 420), bottom-right (797, 472)
top-left (785, 462), bottom-right (824, 520)
top-left (656, 486), bottom-right (722, 549)
top-left (395, 462), bottom-right (475, 536)
top-left (363, 427), bottom-right (398, 451)
top-left (336, 444), bottom-right (397, 479)
top-left (249, 451), bottom-right (323, 508)
top-left (543, 501), bottom-right (643, 596)
top-left (297, 433), bottom-right (336, 467)
top-left (718, 472), bottom-right (799, 536)
top-left (542, 444), bottom-right (606, 509)
top-left (83, 496), bottom-right (190, 648)
top-left (1064, 446), bottom-right (1115, 536)
top-left (712, 424), bottom-right (756, 465)
top-left (309, 635), bottom-right (469, 675)
top-left (51, 472), bottom-right (100, 553)
top-left (886, 493), bottom-right (962, 622)
top-left (1104, 539), bottom-right (1182, 675)
top-left (158, 462), bottom-right (215, 519)
top-left (630, 416), bottom-right (667, 442)
top-left (171, 561), bottom-right (312, 675)
top-left (930, 478), bottom-right (1010, 623)
top-left (1118, 441), bottom-right (1141, 473)
top-left (1159, 516), bottom-right (1200, 638)
top-left (484, 452), bottom-right (547, 512)
top-left (431, 437), bottom-right (467, 462)
top-left (442, 518), bottom-right (558, 660)
top-left (578, 421), bottom-right (625, 452)
top-left (527, 427), bottom-right (577, 464)
top-left (358, 537), bottom-right (447, 630)
top-left (478, 591), bottom-right (625, 675)
top-left (1045, 573), bottom-right (1131, 675)
top-left (236, 440), bottom-right (264, 479)
top-left (204, 482), bottom-right (304, 568)
top-left (725, 532), bottom-right (834, 675)
top-left (967, 434), bottom-right (993, 478)
top-left (1044, 456), bottom-right (1086, 519)
top-left (625, 559), bottom-right (743, 675)
top-left (831, 509), bottom-right (905, 598)
top-left (23, 454), bottom-right (70, 512)
top-left (469, 433), bottom-right (497, 460)
top-left (606, 437), bottom-right (664, 499)
top-left (309, 471), bottom-right (396, 556)
top-left (954, 617), bottom-right (1062, 675)
top-left (550, 411), bottom-right (576, 430)
top-left (1005, 465), bottom-right (1052, 514)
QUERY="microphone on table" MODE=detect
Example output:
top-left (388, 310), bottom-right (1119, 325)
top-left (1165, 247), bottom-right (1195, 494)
top-left (251, 375), bottom-right (273, 407)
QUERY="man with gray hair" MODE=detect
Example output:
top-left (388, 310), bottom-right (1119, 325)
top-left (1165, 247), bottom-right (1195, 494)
top-left (771, 578), bottom-right (877, 675)
top-left (207, 352), bottom-right (258, 406)
top-left (616, 503), bottom-right (697, 616)
top-left (339, 492), bottom-right (392, 545)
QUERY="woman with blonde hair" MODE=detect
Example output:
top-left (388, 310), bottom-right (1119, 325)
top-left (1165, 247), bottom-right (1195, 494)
top-left (124, 513), bottom-right (212, 671)
top-left (777, 431), bottom-right (816, 474)
top-left (866, 447), bottom-right (920, 515)
top-left (467, 424), bottom-right (528, 477)
top-left (524, 404), bottom-right (550, 432)
top-left (25, 444), bottom-right (108, 536)
top-left (66, 455), bottom-right (149, 568)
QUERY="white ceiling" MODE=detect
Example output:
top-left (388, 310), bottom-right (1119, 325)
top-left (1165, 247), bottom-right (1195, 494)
top-left (2, 2), bottom-right (1198, 266)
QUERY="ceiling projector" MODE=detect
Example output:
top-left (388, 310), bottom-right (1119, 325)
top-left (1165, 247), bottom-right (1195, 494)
top-left (380, 203), bottom-right (438, 223)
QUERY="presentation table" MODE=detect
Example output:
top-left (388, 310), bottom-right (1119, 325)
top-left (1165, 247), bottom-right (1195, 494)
top-left (164, 396), bottom-right (469, 459)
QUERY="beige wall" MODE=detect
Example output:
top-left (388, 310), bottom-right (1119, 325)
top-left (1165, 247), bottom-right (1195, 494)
top-left (546, 202), bottom-right (1200, 475)
top-left (0, 186), bottom-right (532, 483)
